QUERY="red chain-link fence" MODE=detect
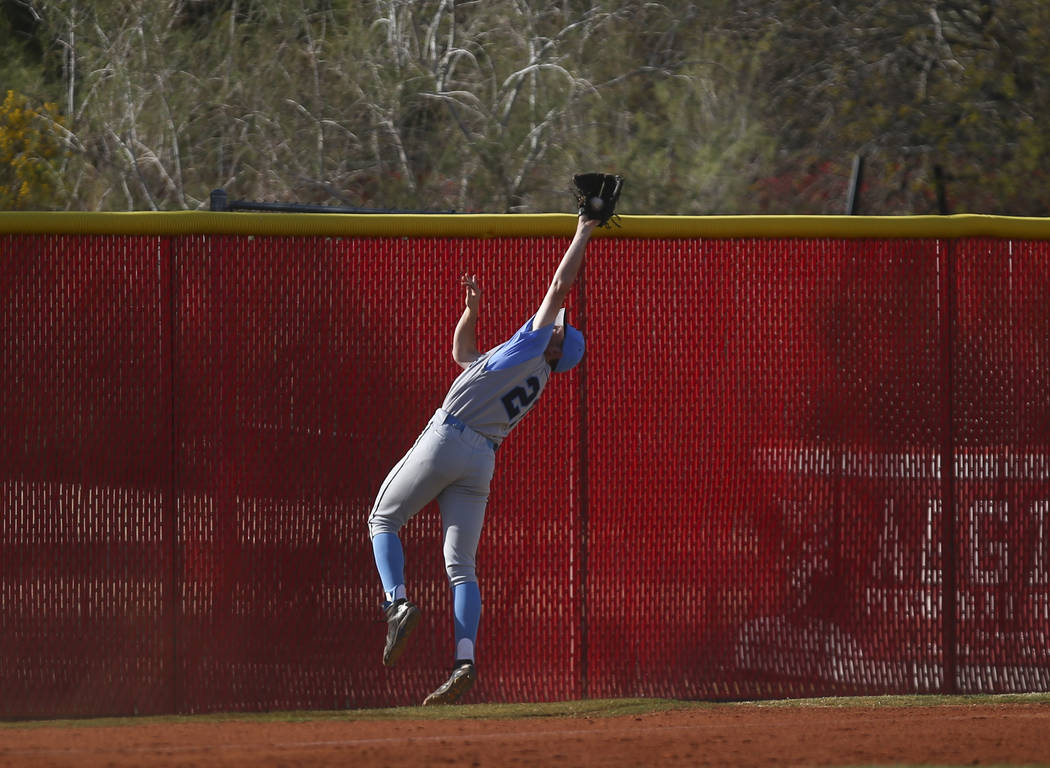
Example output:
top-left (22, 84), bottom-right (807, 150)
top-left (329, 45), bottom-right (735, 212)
top-left (2, 223), bottom-right (1048, 717)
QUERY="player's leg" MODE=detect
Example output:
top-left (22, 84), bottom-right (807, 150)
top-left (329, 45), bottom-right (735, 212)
top-left (439, 465), bottom-right (491, 665)
top-left (423, 449), bottom-right (493, 705)
top-left (452, 580), bottom-right (481, 664)
top-left (370, 532), bottom-right (406, 603)
top-left (370, 532), bottom-right (420, 666)
top-left (367, 423), bottom-right (456, 665)
top-left (368, 423), bottom-right (455, 592)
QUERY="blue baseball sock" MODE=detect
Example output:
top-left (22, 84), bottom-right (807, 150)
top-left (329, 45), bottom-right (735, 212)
top-left (371, 533), bottom-right (406, 601)
top-left (453, 581), bottom-right (481, 662)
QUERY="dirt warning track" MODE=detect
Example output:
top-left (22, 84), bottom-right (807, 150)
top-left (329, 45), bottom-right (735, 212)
top-left (2, 701), bottom-right (1049, 767)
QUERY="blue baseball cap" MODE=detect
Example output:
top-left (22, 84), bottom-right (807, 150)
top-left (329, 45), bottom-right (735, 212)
top-left (553, 323), bottom-right (585, 372)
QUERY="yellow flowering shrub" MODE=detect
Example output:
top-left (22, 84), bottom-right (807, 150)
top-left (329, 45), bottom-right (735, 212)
top-left (0, 89), bottom-right (67, 210)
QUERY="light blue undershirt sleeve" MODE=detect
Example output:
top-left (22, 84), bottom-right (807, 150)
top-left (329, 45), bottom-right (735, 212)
top-left (485, 315), bottom-right (554, 371)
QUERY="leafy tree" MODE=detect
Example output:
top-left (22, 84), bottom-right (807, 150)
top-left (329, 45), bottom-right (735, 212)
top-left (0, 88), bottom-right (67, 209)
top-left (11, 0), bottom-right (1050, 213)
top-left (741, 0), bottom-right (1050, 214)
top-left (0, 0), bottom-right (48, 97)
top-left (567, 1), bottom-right (774, 214)
top-left (14, 0), bottom-right (755, 212)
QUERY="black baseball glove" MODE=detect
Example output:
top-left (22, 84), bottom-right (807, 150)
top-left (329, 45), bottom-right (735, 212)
top-left (572, 172), bottom-right (624, 227)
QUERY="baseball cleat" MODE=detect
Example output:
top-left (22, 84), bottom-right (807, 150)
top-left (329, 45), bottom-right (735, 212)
top-left (422, 662), bottom-right (476, 706)
top-left (382, 600), bottom-right (421, 667)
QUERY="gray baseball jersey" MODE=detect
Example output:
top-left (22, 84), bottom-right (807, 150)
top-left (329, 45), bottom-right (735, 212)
top-left (368, 315), bottom-right (556, 584)
top-left (441, 316), bottom-right (554, 447)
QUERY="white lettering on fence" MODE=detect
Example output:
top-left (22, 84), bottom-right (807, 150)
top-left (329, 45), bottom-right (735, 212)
top-left (740, 443), bottom-right (1050, 689)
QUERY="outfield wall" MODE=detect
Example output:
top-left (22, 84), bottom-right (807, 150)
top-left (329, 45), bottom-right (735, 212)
top-left (1, 213), bottom-right (1048, 716)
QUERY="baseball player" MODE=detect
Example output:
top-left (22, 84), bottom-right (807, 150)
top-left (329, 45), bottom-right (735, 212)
top-left (367, 213), bottom-right (599, 705)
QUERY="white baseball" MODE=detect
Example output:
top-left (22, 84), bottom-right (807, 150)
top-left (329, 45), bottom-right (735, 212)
top-left (590, 196), bottom-right (603, 208)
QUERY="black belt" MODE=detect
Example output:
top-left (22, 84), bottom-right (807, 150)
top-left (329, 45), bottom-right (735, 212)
top-left (443, 413), bottom-right (497, 451)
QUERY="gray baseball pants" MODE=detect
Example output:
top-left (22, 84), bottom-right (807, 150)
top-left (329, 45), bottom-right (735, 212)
top-left (367, 408), bottom-right (496, 586)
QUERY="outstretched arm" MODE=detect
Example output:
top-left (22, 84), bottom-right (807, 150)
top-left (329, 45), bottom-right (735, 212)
top-left (452, 272), bottom-right (482, 369)
top-left (532, 215), bottom-right (598, 330)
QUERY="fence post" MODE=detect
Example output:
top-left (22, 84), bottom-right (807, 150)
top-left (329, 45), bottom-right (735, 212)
top-left (940, 238), bottom-right (958, 694)
top-left (209, 188), bottom-right (228, 212)
top-left (578, 269), bottom-right (590, 700)
top-left (934, 166), bottom-right (951, 215)
top-left (845, 154), bottom-right (864, 215)
top-left (160, 235), bottom-right (180, 713)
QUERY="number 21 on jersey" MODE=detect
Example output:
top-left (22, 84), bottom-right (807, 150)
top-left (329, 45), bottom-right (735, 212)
top-left (500, 376), bottom-right (541, 421)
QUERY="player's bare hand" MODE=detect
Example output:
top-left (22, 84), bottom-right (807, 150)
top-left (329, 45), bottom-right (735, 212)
top-left (577, 215), bottom-right (599, 233)
top-left (460, 272), bottom-right (480, 312)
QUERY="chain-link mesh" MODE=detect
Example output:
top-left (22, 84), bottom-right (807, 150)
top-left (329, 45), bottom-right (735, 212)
top-left (0, 234), bottom-right (173, 717)
top-left (585, 238), bottom-right (948, 699)
top-left (1, 232), bottom-right (1048, 716)
top-left (169, 234), bottom-right (581, 712)
top-left (952, 238), bottom-right (1050, 692)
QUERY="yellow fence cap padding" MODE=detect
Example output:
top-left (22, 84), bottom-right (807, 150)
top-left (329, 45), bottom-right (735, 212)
top-left (3, 211), bottom-right (1050, 239)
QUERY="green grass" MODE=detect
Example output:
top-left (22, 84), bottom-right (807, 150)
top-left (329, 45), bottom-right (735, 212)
top-left (3, 692), bottom-right (1049, 729)
top-left (745, 691), bottom-right (1050, 708)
